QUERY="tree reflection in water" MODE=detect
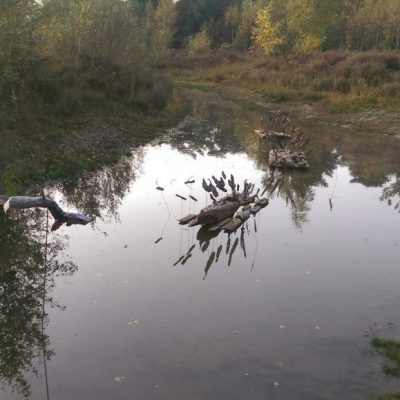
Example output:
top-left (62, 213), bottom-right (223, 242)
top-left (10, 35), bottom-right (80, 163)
top-left (380, 175), bottom-right (400, 213)
top-left (56, 149), bottom-right (144, 222)
top-left (261, 169), bottom-right (318, 229)
top-left (0, 210), bottom-right (77, 397)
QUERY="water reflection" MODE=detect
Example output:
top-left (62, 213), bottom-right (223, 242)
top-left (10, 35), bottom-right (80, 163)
top-left (0, 211), bottom-right (77, 397)
top-left (1, 96), bottom-right (400, 400)
top-left (381, 175), bottom-right (400, 213)
top-left (172, 217), bottom-right (260, 280)
top-left (56, 149), bottom-right (145, 223)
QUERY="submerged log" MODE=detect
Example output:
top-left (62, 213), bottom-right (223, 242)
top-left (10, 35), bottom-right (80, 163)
top-left (2, 195), bottom-right (92, 231)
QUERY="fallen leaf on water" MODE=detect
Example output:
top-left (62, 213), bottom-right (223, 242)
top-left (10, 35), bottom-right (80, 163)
top-left (279, 325), bottom-right (286, 329)
top-left (128, 320), bottom-right (140, 326)
top-left (113, 376), bottom-right (125, 383)
top-left (273, 381), bottom-right (280, 388)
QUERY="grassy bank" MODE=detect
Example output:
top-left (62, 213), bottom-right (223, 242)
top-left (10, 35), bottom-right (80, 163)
top-left (370, 337), bottom-right (400, 400)
top-left (0, 87), bottom-right (191, 195)
top-left (170, 50), bottom-right (400, 112)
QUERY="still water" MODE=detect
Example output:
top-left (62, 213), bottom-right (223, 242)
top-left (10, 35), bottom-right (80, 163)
top-left (1, 98), bottom-right (400, 400)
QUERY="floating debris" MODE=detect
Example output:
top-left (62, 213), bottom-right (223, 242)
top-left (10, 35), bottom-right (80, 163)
top-left (177, 174), bottom-right (270, 237)
top-left (173, 256), bottom-right (185, 266)
top-left (189, 195), bottom-right (198, 202)
top-left (187, 244), bottom-right (196, 254)
top-left (181, 253), bottom-right (192, 265)
top-left (154, 237), bottom-right (163, 244)
top-left (176, 194), bottom-right (187, 200)
top-left (256, 112), bottom-right (310, 169)
top-left (269, 149), bottom-right (309, 170)
top-left (156, 186), bottom-right (164, 191)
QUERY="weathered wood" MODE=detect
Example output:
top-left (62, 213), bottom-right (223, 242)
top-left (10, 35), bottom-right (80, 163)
top-left (197, 200), bottom-right (240, 226)
top-left (223, 218), bottom-right (243, 233)
top-left (269, 150), bottom-right (309, 169)
top-left (255, 198), bottom-right (269, 208)
top-left (249, 206), bottom-right (261, 215)
top-left (179, 214), bottom-right (197, 225)
top-left (208, 217), bottom-right (232, 232)
top-left (2, 195), bottom-right (92, 231)
top-left (236, 210), bottom-right (250, 222)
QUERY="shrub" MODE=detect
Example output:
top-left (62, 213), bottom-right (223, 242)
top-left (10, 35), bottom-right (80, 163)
top-left (187, 27), bottom-right (212, 56)
top-left (54, 88), bottom-right (82, 116)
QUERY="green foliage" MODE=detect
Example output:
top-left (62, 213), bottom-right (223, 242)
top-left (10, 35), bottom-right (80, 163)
top-left (172, 0), bottom-right (400, 53)
top-left (0, 0), bottom-right (177, 124)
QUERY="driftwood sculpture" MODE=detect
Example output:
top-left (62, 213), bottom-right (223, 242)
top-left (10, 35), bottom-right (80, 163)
top-left (0, 194), bottom-right (92, 231)
top-left (256, 112), bottom-right (310, 170)
top-left (179, 173), bottom-right (269, 234)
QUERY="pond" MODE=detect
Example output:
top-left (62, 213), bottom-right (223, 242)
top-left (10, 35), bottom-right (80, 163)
top-left (1, 95), bottom-right (400, 400)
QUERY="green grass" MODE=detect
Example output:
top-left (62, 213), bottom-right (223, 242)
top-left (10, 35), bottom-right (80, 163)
top-left (0, 89), bottom-right (191, 194)
top-left (375, 393), bottom-right (400, 400)
top-left (371, 337), bottom-right (400, 377)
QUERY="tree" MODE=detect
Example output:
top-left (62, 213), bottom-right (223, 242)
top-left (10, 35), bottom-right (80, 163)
top-left (251, 6), bottom-right (283, 55)
top-left (224, 4), bottom-right (241, 45)
top-left (154, 0), bottom-right (177, 52)
top-left (188, 25), bottom-right (212, 55)
top-left (234, 0), bottom-right (266, 50)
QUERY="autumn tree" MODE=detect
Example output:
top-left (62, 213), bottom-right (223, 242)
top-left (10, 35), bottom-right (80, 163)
top-left (154, 0), bottom-right (177, 52)
top-left (251, 6), bottom-right (283, 55)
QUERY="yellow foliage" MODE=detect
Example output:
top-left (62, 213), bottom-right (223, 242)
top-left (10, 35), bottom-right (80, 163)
top-left (188, 27), bottom-right (212, 55)
top-left (295, 33), bottom-right (323, 54)
top-left (251, 7), bottom-right (283, 55)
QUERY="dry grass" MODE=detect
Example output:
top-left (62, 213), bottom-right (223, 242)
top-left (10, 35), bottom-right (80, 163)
top-left (170, 50), bottom-right (400, 108)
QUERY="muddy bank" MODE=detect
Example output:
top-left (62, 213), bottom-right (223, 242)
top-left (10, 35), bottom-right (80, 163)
top-left (177, 81), bottom-right (400, 138)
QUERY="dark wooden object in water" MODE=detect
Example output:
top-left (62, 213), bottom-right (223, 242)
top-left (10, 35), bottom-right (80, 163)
top-left (1, 195), bottom-right (92, 231)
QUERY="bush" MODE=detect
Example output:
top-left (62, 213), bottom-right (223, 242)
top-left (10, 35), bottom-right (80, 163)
top-left (54, 89), bottom-right (82, 116)
top-left (187, 27), bottom-right (212, 56)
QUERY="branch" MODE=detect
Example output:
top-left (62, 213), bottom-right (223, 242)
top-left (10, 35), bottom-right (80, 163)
top-left (1, 195), bottom-right (92, 231)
